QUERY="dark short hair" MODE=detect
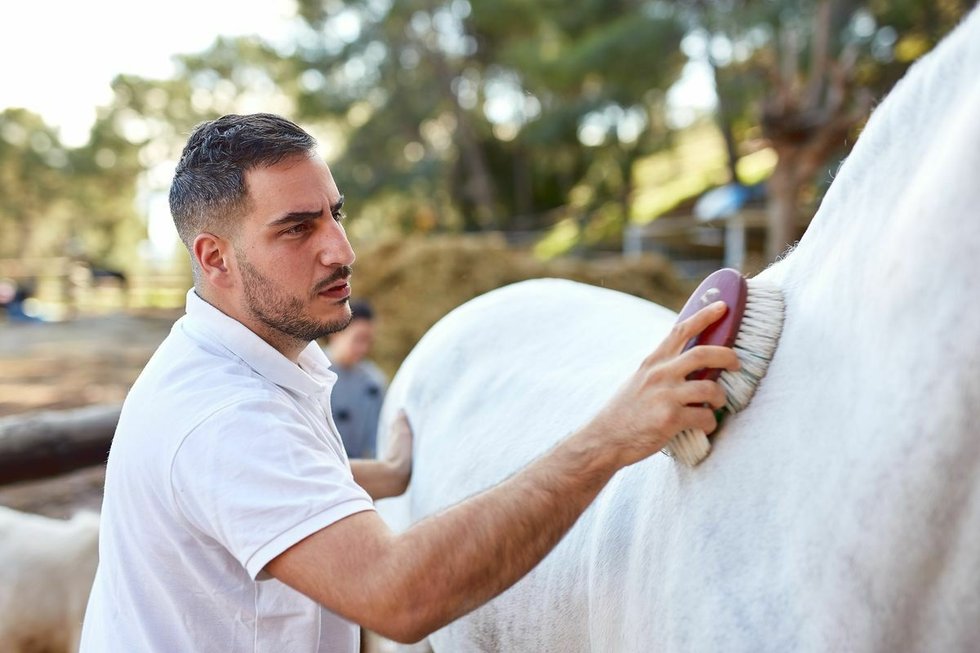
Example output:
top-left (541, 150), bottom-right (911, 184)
top-left (350, 300), bottom-right (374, 321)
top-left (169, 113), bottom-right (317, 250)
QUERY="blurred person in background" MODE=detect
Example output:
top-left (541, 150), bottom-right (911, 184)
top-left (0, 279), bottom-right (42, 323)
top-left (321, 299), bottom-right (386, 459)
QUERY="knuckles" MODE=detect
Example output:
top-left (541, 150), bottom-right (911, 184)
top-left (644, 364), bottom-right (668, 386)
top-left (663, 403), bottom-right (681, 423)
top-left (700, 410), bottom-right (719, 433)
top-left (670, 322), bottom-right (691, 342)
top-left (712, 386), bottom-right (728, 408)
top-left (683, 346), bottom-right (739, 372)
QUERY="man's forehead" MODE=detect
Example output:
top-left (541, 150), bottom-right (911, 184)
top-left (245, 154), bottom-right (335, 186)
top-left (244, 156), bottom-right (342, 211)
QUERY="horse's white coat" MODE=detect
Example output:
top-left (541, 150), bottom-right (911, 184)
top-left (0, 506), bottom-right (100, 653)
top-left (376, 8), bottom-right (980, 651)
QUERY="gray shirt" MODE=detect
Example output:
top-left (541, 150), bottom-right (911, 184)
top-left (324, 351), bottom-right (387, 459)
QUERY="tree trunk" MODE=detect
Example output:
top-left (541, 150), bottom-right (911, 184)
top-left (710, 58), bottom-right (742, 185)
top-left (765, 151), bottom-right (801, 262)
top-left (512, 142), bottom-right (533, 228)
top-left (759, 0), bottom-right (870, 264)
top-left (429, 54), bottom-right (499, 230)
top-left (0, 404), bottom-right (120, 487)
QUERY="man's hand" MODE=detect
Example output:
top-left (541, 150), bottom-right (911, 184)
top-left (586, 300), bottom-right (739, 468)
top-left (350, 410), bottom-right (413, 500)
top-left (382, 410), bottom-right (413, 484)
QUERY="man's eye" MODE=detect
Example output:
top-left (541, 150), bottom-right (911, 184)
top-left (284, 223), bottom-right (311, 236)
top-left (333, 210), bottom-right (347, 222)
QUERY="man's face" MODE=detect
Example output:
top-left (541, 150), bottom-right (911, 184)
top-left (231, 154), bottom-right (356, 348)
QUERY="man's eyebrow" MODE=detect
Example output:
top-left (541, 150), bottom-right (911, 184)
top-left (266, 196), bottom-right (344, 228)
top-left (267, 209), bottom-right (323, 228)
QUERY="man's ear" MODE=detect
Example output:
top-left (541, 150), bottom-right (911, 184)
top-left (193, 232), bottom-right (235, 289)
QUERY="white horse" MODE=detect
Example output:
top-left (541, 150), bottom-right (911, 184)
top-left (0, 506), bottom-right (100, 653)
top-left (376, 7), bottom-right (980, 651)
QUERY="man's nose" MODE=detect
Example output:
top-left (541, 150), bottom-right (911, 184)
top-left (319, 221), bottom-right (356, 268)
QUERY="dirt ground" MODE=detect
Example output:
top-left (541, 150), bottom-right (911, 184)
top-left (0, 309), bottom-right (180, 416)
top-left (0, 309), bottom-right (180, 517)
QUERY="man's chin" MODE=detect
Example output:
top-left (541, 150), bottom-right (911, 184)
top-left (312, 315), bottom-right (353, 340)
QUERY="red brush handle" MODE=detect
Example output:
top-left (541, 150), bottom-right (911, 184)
top-left (675, 268), bottom-right (747, 381)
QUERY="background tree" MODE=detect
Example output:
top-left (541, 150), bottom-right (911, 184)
top-left (0, 109), bottom-right (68, 261)
top-left (291, 0), bottom-right (688, 244)
top-left (2, 0), bottom-right (973, 281)
top-left (0, 108), bottom-right (144, 271)
top-left (685, 0), bottom-right (972, 261)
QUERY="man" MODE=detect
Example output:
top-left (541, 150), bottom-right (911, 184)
top-left (321, 299), bottom-right (386, 459)
top-left (81, 113), bottom-right (738, 652)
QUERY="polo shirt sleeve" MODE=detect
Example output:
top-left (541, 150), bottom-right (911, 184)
top-left (170, 395), bottom-right (376, 580)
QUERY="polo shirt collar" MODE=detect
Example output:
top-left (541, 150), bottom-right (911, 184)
top-left (181, 289), bottom-right (335, 398)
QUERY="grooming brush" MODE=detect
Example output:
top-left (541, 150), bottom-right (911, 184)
top-left (664, 268), bottom-right (785, 466)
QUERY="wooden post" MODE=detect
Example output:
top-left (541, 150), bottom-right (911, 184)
top-left (724, 212), bottom-right (746, 272)
top-left (0, 404), bottom-right (120, 487)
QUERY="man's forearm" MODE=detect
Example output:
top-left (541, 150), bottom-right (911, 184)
top-left (376, 423), bottom-right (622, 641)
top-left (267, 305), bottom-right (736, 642)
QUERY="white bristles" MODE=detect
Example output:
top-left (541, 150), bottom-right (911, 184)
top-left (667, 277), bottom-right (785, 467)
top-left (664, 428), bottom-right (711, 466)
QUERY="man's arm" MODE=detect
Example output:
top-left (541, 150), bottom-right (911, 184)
top-left (267, 301), bottom-right (738, 643)
top-left (349, 412), bottom-right (412, 500)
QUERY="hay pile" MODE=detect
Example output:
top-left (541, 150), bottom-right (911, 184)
top-left (346, 234), bottom-right (692, 377)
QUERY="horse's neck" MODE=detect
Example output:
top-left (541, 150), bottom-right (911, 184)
top-left (761, 6), bottom-right (980, 362)
top-left (744, 7), bottom-right (980, 479)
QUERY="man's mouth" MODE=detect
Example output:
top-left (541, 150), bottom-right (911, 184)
top-left (316, 274), bottom-right (352, 299)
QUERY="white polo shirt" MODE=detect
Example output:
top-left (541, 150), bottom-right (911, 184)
top-left (80, 290), bottom-right (375, 653)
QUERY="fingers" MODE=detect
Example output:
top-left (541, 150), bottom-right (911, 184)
top-left (661, 300), bottom-right (728, 355)
top-left (607, 302), bottom-right (743, 463)
top-left (391, 410), bottom-right (413, 443)
top-left (672, 345), bottom-right (740, 378)
top-left (679, 406), bottom-right (719, 435)
top-left (395, 409), bottom-right (411, 430)
top-left (384, 409), bottom-right (414, 473)
top-left (676, 380), bottom-right (727, 409)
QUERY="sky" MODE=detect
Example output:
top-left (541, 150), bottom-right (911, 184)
top-left (0, 0), bottom-right (298, 147)
top-left (2, 1), bottom-right (715, 147)
top-left (0, 0), bottom-right (300, 262)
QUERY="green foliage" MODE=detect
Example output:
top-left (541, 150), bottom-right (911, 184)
top-left (0, 108), bottom-right (144, 270)
top-left (287, 0), bottom-right (688, 238)
top-left (1, 0), bottom-right (974, 273)
top-left (682, 0), bottom-right (973, 177)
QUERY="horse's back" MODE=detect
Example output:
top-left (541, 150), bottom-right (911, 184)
top-left (377, 8), bottom-right (980, 651)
